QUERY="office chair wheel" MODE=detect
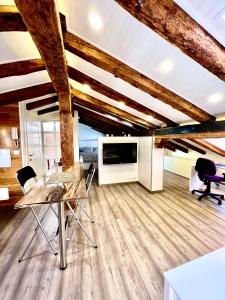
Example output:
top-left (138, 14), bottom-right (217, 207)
top-left (191, 190), bottom-right (195, 195)
top-left (218, 200), bottom-right (222, 205)
top-left (198, 196), bottom-right (202, 201)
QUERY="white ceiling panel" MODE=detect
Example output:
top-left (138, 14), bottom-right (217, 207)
top-left (0, 71), bottom-right (50, 93)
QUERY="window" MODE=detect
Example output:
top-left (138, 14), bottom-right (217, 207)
top-left (42, 121), bottom-right (61, 161)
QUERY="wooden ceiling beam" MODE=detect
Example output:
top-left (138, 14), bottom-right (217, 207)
top-left (74, 105), bottom-right (138, 133)
top-left (64, 31), bottom-right (215, 122)
top-left (0, 82), bottom-right (54, 106)
top-left (71, 89), bottom-right (154, 129)
top-left (0, 59), bottom-right (45, 78)
top-left (74, 104), bottom-right (140, 132)
top-left (38, 105), bottom-right (59, 115)
top-left (167, 141), bottom-right (188, 153)
top-left (165, 144), bottom-right (176, 152)
top-left (15, 0), bottom-right (73, 168)
top-left (190, 139), bottom-right (225, 157)
top-left (154, 121), bottom-right (225, 139)
top-left (115, 0), bottom-right (225, 82)
top-left (26, 96), bottom-right (58, 110)
top-left (79, 116), bottom-right (122, 135)
top-left (68, 65), bottom-right (176, 126)
top-left (175, 139), bottom-right (206, 155)
top-left (0, 5), bottom-right (67, 32)
top-left (0, 5), bottom-right (26, 31)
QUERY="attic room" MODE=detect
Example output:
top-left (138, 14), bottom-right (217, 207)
top-left (1, 0), bottom-right (225, 299)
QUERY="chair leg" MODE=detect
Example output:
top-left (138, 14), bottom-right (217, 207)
top-left (66, 201), bottom-right (97, 248)
top-left (19, 207), bottom-right (57, 262)
top-left (31, 207), bottom-right (58, 255)
top-left (77, 199), bottom-right (94, 223)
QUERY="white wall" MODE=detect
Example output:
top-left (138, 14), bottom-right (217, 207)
top-left (98, 136), bottom-right (139, 185)
top-left (139, 137), bottom-right (164, 191)
top-left (164, 149), bottom-right (225, 178)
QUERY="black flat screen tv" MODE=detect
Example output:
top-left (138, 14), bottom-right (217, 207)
top-left (103, 143), bottom-right (137, 165)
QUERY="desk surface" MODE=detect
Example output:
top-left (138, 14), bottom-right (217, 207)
top-left (164, 247), bottom-right (225, 300)
top-left (15, 163), bottom-right (87, 209)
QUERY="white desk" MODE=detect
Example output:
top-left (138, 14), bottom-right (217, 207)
top-left (164, 247), bottom-right (225, 300)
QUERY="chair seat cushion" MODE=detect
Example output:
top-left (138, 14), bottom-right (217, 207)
top-left (205, 175), bottom-right (225, 182)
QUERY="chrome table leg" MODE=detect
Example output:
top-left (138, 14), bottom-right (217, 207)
top-left (58, 202), bottom-right (67, 270)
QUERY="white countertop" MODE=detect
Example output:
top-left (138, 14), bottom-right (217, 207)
top-left (164, 247), bottom-right (225, 300)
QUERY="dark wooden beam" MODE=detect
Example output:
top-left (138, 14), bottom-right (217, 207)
top-left (175, 139), bottom-right (206, 155)
top-left (68, 66), bottom-right (176, 126)
top-left (155, 138), bottom-right (169, 149)
top-left (79, 116), bottom-right (122, 136)
top-left (0, 5), bottom-right (26, 31)
top-left (165, 144), bottom-right (176, 152)
top-left (0, 5), bottom-right (67, 32)
top-left (74, 105), bottom-right (138, 134)
top-left (26, 96), bottom-right (58, 110)
top-left (64, 32), bottom-right (215, 122)
top-left (154, 121), bottom-right (225, 139)
top-left (115, 0), bottom-right (225, 82)
top-left (0, 59), bottom-right (45, 78)
top-left (190, 139), bottom-right (225, 157)
top-left (15, 0), bottom-right (73, 169)
top-left (74, 104), bottom-right (140, 132)
top-left (0, 82), bottom-right (54, 106)
top-left (167, 141), bottom-right (188, 153)
top-left (72, 89), bottom-right (155, 129)
top-left (38, 105), bottom-right (59, 115)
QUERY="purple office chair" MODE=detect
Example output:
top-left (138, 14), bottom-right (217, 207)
top-left (192, 158), bottom-right (225, 205)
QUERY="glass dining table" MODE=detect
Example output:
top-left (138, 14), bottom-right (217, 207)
top-left (15, 163), bottom-right (87, 270)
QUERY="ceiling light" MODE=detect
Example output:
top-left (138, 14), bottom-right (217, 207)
top-left (158, 59), bottom-right (174, 74)
top-left (207, 92), bottom-right (224, 103)
top-left (107, 115), bottom-right (118, 121)
top-left (123, 121), bottom-right (133, 127)
top-left (118, 102), bottom-right (126, 109)
top-left (83, 84), bottom-right (91, 92)
top-left (56, 101), bottom-right (59, 105)
top-left (88, 11), bottom-right (103, 31)
top-left (146, 115), bottom-right (153, 121)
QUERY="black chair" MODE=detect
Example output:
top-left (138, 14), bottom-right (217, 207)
top-left (192, 158), bottom-right (225, 205)
top-left (66, 163), bottom-right (97, 248)
top-left (16, 166), bottom-right (57, 262)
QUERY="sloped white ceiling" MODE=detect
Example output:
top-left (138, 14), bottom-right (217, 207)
top-left (0, 0), bottom-right (225, 125)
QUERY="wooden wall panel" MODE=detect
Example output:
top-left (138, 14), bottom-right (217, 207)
top-left (0, 104), bottom-right (22, 206)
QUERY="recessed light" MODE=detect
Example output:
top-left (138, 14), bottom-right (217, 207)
top-left (107, 115), bottom-right (118, 121)
top-left (118, 101), bottom-right (126, 109)
top-left (123, 121), bottom-right (133, 127)
top-left (88, 11), bottom-right (103, 31)
top-left (83, 84), bottom-right (91, 93)
top-left (56, 101), bottom-right (59, 105)
top-left (146, 115), bottom-right (153, 121)
top-left (207, 92), bottom-right (224, 103)
top-left (158, 59), bottom-right (174, 74)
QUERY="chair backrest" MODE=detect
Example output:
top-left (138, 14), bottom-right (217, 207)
top-left (195, 158), bottom-right (216, 181)
top-left (86, 163), bottom-right (95, 193)
top-left (16, 166), bottom-right (37, 193)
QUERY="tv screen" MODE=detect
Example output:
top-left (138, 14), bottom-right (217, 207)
top-left (103, 143), bottom-right (137, 165)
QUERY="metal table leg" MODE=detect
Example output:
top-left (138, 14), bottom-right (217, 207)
top-left (58, 202), bottom-right (67, 270)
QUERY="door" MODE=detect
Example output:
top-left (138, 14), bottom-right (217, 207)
top-left (26, 121), bottom-right (44, 178)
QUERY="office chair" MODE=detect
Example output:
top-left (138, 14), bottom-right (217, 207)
top-left (66, 163), bottom-right (97, 248)
top-left (16, 166), bottom-right (58, 262)
top-left (192, 158), bottom-right (225, 205)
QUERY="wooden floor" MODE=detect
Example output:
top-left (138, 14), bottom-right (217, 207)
top-left (1, 171), bottom-right (225, 300)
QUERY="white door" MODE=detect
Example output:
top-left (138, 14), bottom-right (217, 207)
top-left (26, 121), bottom-right (44, 178)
